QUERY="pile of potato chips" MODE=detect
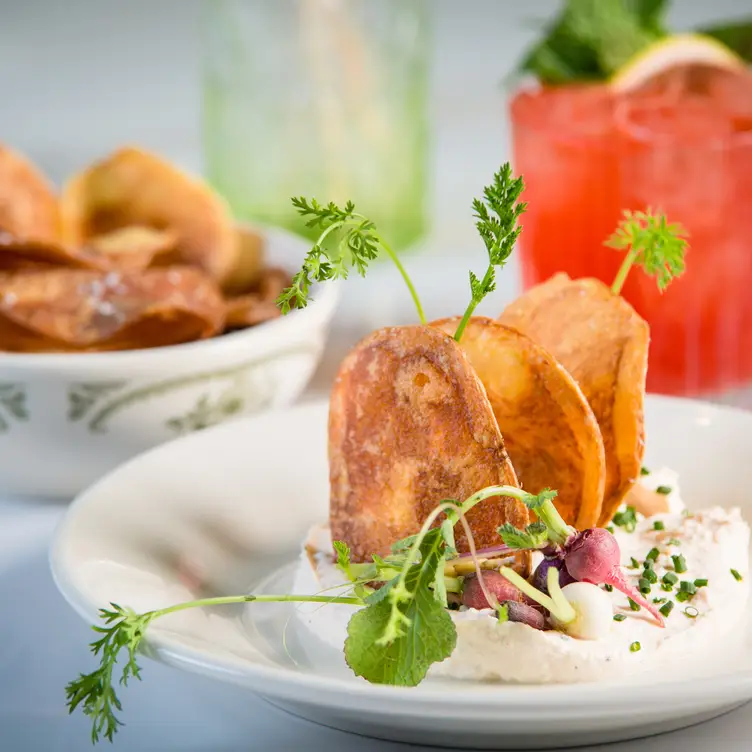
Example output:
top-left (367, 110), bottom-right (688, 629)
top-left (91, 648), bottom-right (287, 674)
top-left (0, 145), bottom-right (291, 352)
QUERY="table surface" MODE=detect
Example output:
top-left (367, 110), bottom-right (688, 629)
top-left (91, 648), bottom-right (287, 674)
top-left (3, 1), bottom-right (751, 748)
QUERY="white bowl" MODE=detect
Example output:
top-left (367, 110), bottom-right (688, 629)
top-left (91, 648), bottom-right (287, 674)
top-left (0, 226), bottom-right (338, 498)
top-left (51, 395), bottom-right (752, 749)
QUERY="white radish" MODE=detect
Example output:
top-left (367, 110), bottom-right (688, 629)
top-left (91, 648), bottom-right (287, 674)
top-left (551, 582), bottom-right (614, 640)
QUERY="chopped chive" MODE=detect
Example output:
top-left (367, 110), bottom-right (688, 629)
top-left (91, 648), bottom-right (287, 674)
top-left (629, 557), bottom-right (640, 569)
top-left (684, 606), bottom-right (699, 618)
top-left (613, 506), bottom-right (638, 533)
top-left (613, 614), bottom-right (627, 622)
top-left (640, 466), bottom-right (650, 476)
top-left (606, 525), bottom-right (615, 534)
top-left (675, 591), bottom-right (692, 603)
top-left (659, 601), bottom-right (674, 617)
top-left (628, 598), bottom-right (641, 612)
top-left (652, 597), bottom-right (667, 604)
top-left (497, 603), bottom-right (509, 623)
top-left (731, 569), bottom-right (743, 582)
top-left (653, 520), bottom-right (665, 531)
top-left (667, 538), bottom-right (681, 546)
top-left (655, 486), bottom-right (672, 495)
top-left (630, 641), bottom-right (641, 652)
top-left (604, 584), bottom-right (613, 592)
top-left (672, 554), bottom-right (687, 574)
top-left (638, 578), bottom-right (651, 595)
top-left (646, 548), bottom-right (660, 562)
top-left (662, 572), bottom-right (678, 586)
top-left (679, 581), bottom-right (697, 595)
top-left (694, 578), bottom-right (708, 588)
top-left (643, 568), bottom-right (658, 584)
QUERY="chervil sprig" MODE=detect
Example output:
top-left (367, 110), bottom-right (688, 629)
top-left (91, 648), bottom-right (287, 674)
top-left (277, 197), bottom-right (426, 323)
top-left (454, 163), bottom-right (526, 342)
top-left (607, 209), bottom-right (689, 295)
top-left (67, 593), bottom-right (362, 743)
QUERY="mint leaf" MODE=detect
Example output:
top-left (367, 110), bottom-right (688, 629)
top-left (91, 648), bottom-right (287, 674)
top-left (700, 19), bottom-right (752, 62)
top-left (344, 529), bottom-right (456, 685)
top-left (497, 521), bottom-right (549, 549)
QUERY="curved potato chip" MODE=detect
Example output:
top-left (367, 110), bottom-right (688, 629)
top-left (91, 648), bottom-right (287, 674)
top-left (60, 147), bottom-right (237, 283)
top-left (222, 226), bottom-right (265, 295)
top-left (432, 317), bottom-right (605, 529)
top-left (500, 273), bottom-right (649, 525)
top-left (223, 267), bottom-right (291, 331)
top-left (84, 226), bottom-right (179, 271)
top-left (0, 236), bottom-right (104, 272)
top-left (329, 325), bottom-right (529, 563)
top-left (0, 266), bottom-right (225, 352)
top-left (0, 145), bottom-right (59, 242)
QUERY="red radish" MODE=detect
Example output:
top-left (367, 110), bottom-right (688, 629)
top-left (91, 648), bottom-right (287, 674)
top-left (462, 571), bottom-right (524, 610)
top-left (532, 557), bottom-right (576, 594)
top-left (564, 528), bottom-right (665, 626)
top-left (503, 601), bottom-right (546, 630)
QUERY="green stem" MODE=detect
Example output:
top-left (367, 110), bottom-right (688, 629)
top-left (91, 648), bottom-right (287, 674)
top-left (536, 499), bottom-right (576, 546)
top-left (152, 593), bottom-right (363, 621)
top-left (611, 248), bottom-right (638, 295)
top-left (454, 265), bottom-right (493, 342)
top-left (372, 230), bottom-right (426, 325)
top-left (546, 565), bottom-right (576, 624)
top-left (499, 566), bottom-right (557, 613)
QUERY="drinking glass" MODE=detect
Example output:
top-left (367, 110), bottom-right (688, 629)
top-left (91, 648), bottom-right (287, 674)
top-left (509, 70), bottom-right (752, 399)
top-left (202, 0), bottom-right (430, 251)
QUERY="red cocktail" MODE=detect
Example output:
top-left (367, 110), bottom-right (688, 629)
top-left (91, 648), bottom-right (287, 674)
top-left (510, 67), bottom-right (752, 396)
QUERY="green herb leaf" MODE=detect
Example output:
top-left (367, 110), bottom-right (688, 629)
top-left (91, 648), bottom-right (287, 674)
top-left (454, 164), bottom-right (526, 342)
top-left (278, 197), bottom-right (425, 322)
top-left (516, 0), bottom-right (667, 84)
top-left (344, 529), bottom-right (456, 686)
top-left (608, 209), bottom-right (689, 294)
top-left (333, 540), bottom-right (353, 578)
top-left (700, 19), bottom-right (752, 62)
top-left (497, 520), bottom-right (549, 550)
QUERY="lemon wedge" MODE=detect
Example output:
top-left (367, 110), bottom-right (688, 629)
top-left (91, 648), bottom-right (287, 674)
top-left (610, 33), bottom-right (745, 92)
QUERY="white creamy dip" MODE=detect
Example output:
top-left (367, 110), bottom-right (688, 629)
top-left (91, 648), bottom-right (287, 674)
top-left (292, 472), bottom-right (749, 684)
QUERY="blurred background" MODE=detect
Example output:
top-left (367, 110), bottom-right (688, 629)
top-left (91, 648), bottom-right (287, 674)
top-left (1, 0), bottom-right (751, 397)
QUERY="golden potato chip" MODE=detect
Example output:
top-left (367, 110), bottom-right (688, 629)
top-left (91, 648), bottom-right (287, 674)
top-left (329, 325), bottom-right (529, 563)
top-left (0, 145), bottom-right (59, 243)
top-left (0, 236), bottom-right (105, 272)
top-left (60, 147), bottom-right (237, 283)
top-left (0, 266), bottom-right (225, 352)
top-left (222, 226), bottom-right (265, 295)
top-left (432, 317), bottom-right (605, 529)
top-left (84, 226), bottom-right (179, 271)
top-left (500, 273), bottom-right (649, 525)
top-left (223, 267), bottom-right (290, 331)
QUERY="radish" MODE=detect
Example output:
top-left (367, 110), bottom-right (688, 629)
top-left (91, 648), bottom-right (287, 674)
top-left (564, 528), bottom-right (665, 626)
top-left (462, 571), bottom-right (524, 610)
top-left (532, 556), bottom-right (575, 594)
top-left (549, 582), bottom-right (614, 640)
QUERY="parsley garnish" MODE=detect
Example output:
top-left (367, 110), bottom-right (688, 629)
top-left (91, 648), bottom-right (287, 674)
top-left (454, 164), bottom-right (526, 342)
top-left (607, 209), bottom-right (688, 295)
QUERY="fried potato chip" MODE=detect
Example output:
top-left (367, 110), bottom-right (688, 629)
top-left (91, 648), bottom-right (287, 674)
top-left (0, 145), bottom-right (59, 243)
top-left (328, 325), bottom-right (529, 563)
top-left (60, 147), bottom-right (237, 283)
top-left (0, 236), bottom-right (105, 272)
top-left (0, 266), bottom-right (225, 352)
top-left (499, 273), bottom-right (649, 526)
top-left (432, 317), bottom-right (605, 529)
top-left (223, 267), bottom-right (290, 331)
top-left (222, 226), bottom-right (265, 295)
top-left (84, 226), bottom-right (179, 271)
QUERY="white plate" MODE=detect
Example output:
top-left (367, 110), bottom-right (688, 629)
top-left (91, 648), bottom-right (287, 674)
top-left (51, 396), bottom-right (752, 750)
